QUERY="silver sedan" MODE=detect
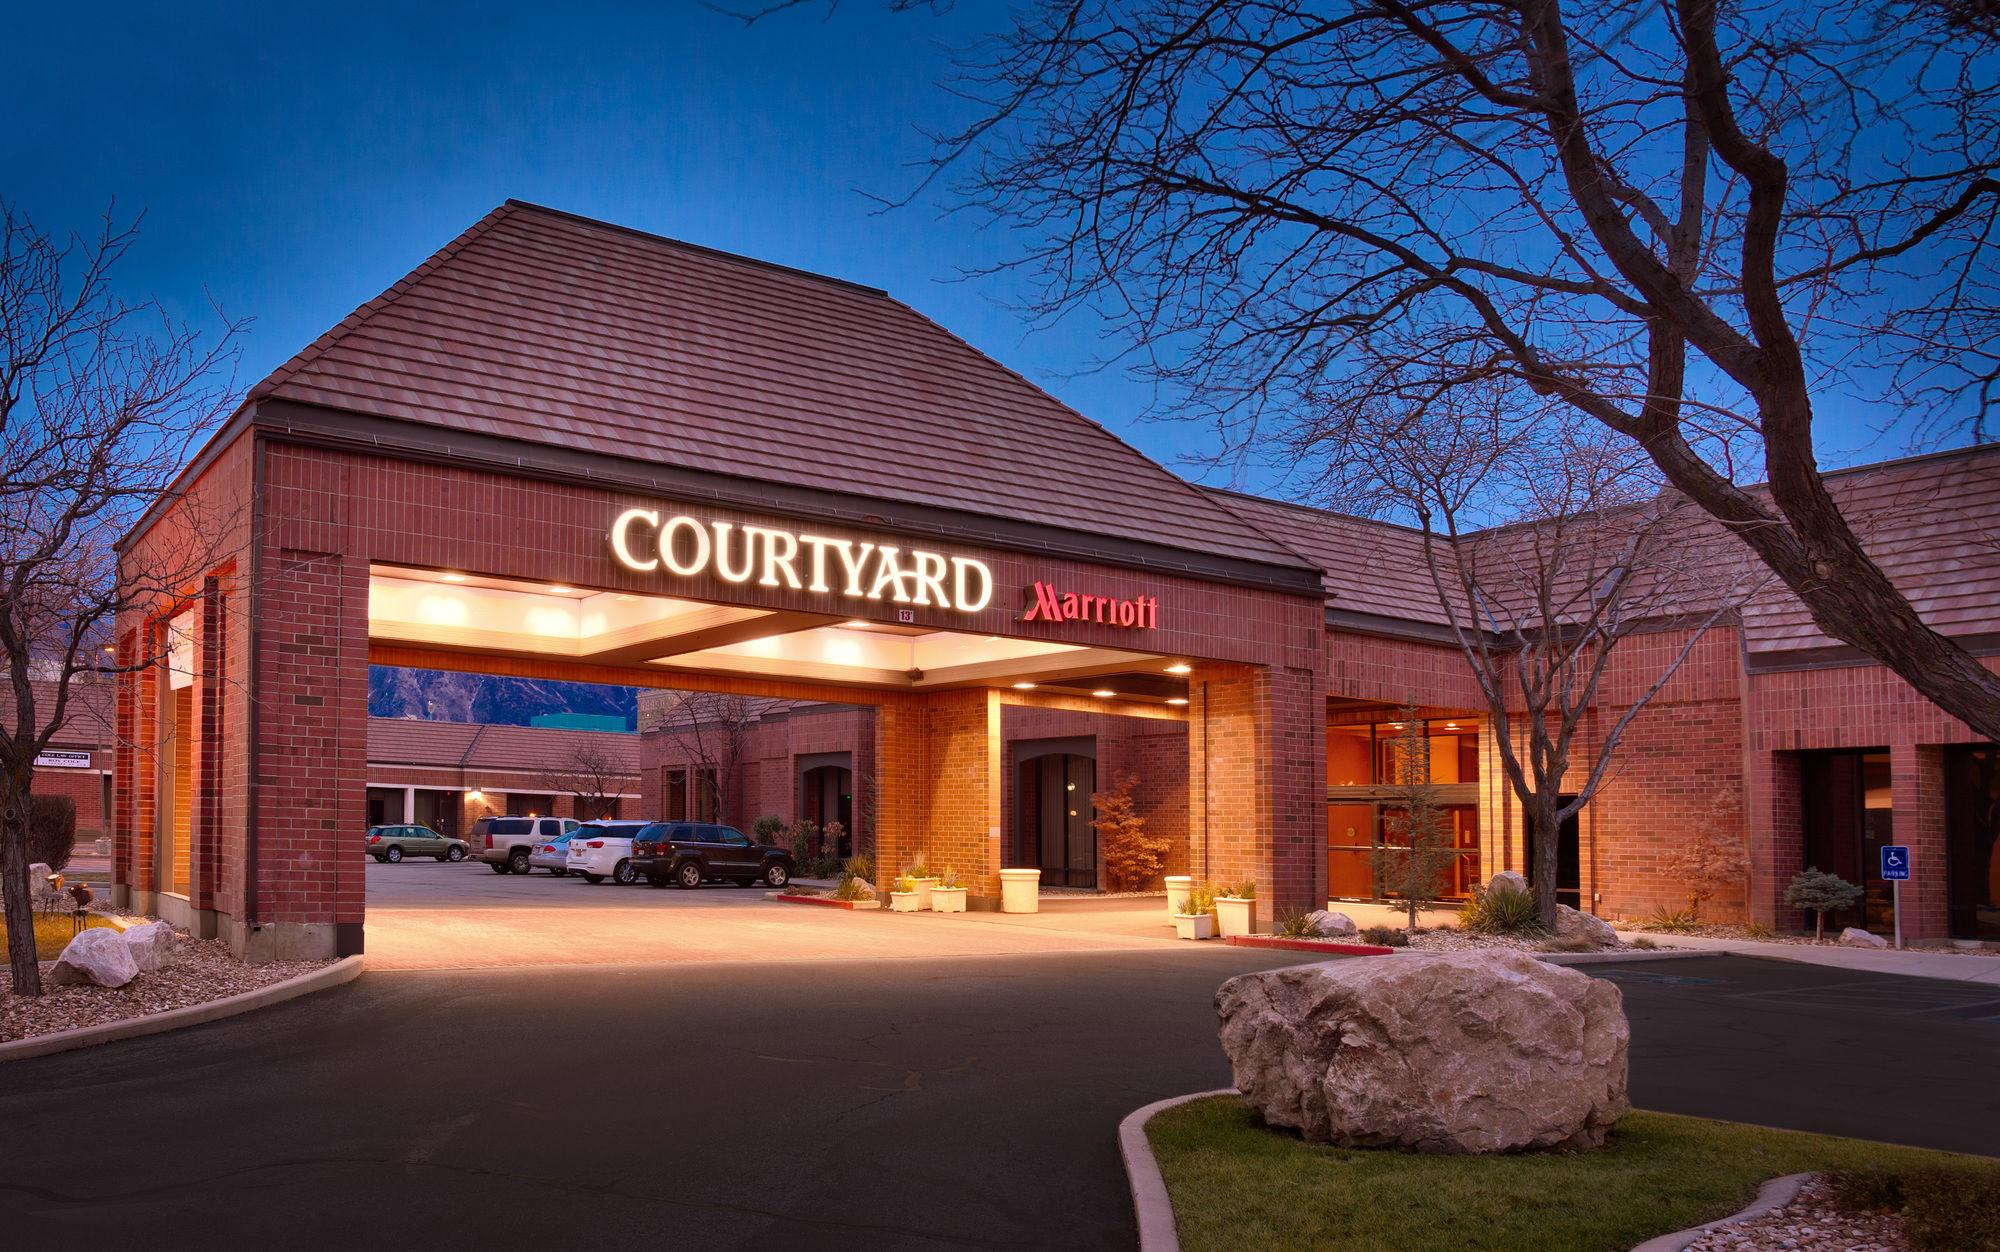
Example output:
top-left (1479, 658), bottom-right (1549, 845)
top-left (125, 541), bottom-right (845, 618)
top-left (528, 832), bottom-right (578, 875)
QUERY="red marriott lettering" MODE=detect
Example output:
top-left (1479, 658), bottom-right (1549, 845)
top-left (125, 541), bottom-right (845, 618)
top-left (1021, 581), bottom-right (1159, 630)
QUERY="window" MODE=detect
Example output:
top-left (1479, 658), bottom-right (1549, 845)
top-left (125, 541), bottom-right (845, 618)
top-left (712, 827), bottom-right (749, 846)
top-left (483, 818), bottom-right (532, 836)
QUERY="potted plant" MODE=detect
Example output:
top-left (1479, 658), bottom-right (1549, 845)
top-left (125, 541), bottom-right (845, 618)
top-left (1215, 880), bottom-right (1258, 938)
top-left (930, 867), bottom-right (968, 913)
top-left (907, 858), bottom-right (940, 910)
top-left (888, 873), bottom-right (922, 913)
top-left (1174, 884), bottom-right (1218, 940)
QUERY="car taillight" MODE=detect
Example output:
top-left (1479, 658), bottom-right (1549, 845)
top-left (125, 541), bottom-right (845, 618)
top-left (587, 840), bottom-right (604, 848)
top-left (483, 833), bottom-right (492, 849)
top-left (368, 834), bottom-right (379, 843)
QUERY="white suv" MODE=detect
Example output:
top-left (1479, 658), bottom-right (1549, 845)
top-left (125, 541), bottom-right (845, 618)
top-left (565, 821), bottom-right (652, 885)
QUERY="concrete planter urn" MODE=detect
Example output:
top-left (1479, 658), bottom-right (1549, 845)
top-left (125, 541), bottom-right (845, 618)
top-left (999, 868), bottom-right (1041, 912)
top-left (1215, 895), bottom-right (1258, 938)
top-left (911, 877), bottom-right (941, 910)
top-left (1164, 875), bottom-right (1193, 920)
top-left (1173, 911), bottom-right (1217, 940)
top-left (930, 886), bottom-right (968, 913)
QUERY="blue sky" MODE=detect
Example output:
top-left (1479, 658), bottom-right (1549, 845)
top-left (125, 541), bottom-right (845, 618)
top-left (5, 1), bottom-right (1930, 500)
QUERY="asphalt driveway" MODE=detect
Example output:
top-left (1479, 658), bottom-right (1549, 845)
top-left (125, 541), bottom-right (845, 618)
top-left (3, 952), bottom-right (1993, 1250)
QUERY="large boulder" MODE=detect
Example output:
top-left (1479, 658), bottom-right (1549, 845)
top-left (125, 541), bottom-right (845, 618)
top-left (121, 920), bottom-right (179, 972)
top-left (1840, 926), bottom-right (1888, 949)
top-left (1486, 870), bottom-right (1528, 896)
top-left (47, 927), bottom-right (140, 989)
top-left (1217, 951), bottom-right (1629, 1154)
top-left (1556, 905), bottom-right (1619, 948)
top-left (1305, 909), bottom-right (1357, 938)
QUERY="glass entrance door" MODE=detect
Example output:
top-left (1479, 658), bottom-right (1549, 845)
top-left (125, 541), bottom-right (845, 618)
top-left (1018, 753), bottom-right (1097, 888)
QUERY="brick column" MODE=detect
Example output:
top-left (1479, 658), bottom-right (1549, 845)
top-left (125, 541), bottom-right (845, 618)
top-left (191, 574), bottom-right (229, 936)
top-left (873, 688), bottom-right (1001, 902)
top-left (1892, 742), bottom-right (1949, 941)
top-left (1188, 662), bottom-right (1322, 921)
top-left (1745, 749), bottom-right (1802, 929)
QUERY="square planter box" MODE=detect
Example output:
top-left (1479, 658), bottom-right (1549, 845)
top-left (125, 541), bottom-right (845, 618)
top-left (930, 886), bottom-right (968, 913)
top-left (1173, 912), bottom-right (1216, 940)
top-left (912, 877), bottom-right (941, 910)
top-left (1215, 896), bottom-right (1257, 938)
top-left (889, 892), bottom-right (922, 913)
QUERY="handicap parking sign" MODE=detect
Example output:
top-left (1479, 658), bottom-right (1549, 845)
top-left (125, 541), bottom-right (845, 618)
top-left (1880, 845), bottom-right (1911, 881)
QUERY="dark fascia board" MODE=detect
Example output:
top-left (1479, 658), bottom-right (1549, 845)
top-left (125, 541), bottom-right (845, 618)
top-left (1745, 631), bottom-right (2000, 675)
top-left (248, 400), bottom-right (1328, 596)
top-left (1326, 606), bottom-right (1479, 648)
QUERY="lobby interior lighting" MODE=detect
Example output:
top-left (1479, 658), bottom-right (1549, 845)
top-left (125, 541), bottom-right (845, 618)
top-left (441, 572), bottom-right (468, 583)
top-left (1092, 688), bottom-right (1117, 698)
top-left (1012, 681), bottom-right (1037, 690)
top-left (1164, 662), bottom-right (1192, 675)
top-left (547, 585), bottom-right (576, 595)
top-left (1166, 697), bottom-right (1189, 706)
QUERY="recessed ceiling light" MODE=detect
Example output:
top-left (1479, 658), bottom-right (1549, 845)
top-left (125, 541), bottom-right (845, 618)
top-left (844, 619), bottom-right (870, 629)
top-left (441, 573), bottom-right (467, 583)
top-left (1012, 681), bottom-right (1037, 690)
top-left (1444, 722), bottom-right (1459, 729)
top-left (1092, 689), bottom-right (1116, 699)
top-left (1166, 697), bottom-right (1189, 706)
top-left (1164, 662), bottom-right (1192, 675)
top-left (548, 586), bottom-right (576, 595)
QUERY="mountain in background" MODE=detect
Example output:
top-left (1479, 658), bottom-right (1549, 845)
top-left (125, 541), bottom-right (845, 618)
top-left (368, 667), bottom-right (639, 730)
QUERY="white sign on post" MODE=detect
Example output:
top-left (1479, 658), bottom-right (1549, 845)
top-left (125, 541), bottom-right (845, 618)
top-left (33, 749), bottom-right (92, 769)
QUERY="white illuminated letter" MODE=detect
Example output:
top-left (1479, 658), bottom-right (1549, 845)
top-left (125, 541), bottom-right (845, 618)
top-left (911, 550), bottom-right (948, 607)
top-left (611, 509), bottom-right (660, 572)
top-left (799, 535), bottom-right (835, 593)
top-left (951, 557), bottom-right (993, 613)
top-left (755, 527), bottom-right (803, 589)
top-left (659, 515), bottom-right (712, 577)
top-left (834, 540), bottom-right (873, 596)
top-left (867, 546), bottom-right (914, 603)
top-left (712, 522), bottom-right (755, 583)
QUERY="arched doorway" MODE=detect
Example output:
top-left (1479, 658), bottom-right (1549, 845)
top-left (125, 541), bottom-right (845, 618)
top-left (1016, 747), bottom-right (1097, 888)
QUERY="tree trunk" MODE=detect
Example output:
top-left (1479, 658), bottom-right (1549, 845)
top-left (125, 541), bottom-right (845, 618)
top-left (2, 769), bottom-right (45, 997)
top-left (1531, 798), bottom-right (1562, 932)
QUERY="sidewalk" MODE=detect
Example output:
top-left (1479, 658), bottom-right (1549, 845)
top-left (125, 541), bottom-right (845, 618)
top-left (1615, 929), bottom-right (2000, 986)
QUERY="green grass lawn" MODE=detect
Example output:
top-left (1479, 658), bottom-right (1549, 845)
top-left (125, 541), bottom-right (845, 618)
top-left (1149, 1097), bottom-right (1999, 1252)
top-left (32, 912), bottom-right (118, 960)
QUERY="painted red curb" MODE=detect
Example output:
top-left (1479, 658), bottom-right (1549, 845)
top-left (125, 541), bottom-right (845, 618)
top-left (775, 893), bottom-right (866, 909)
top-left (1225, 935), bottom-right (1395, 955)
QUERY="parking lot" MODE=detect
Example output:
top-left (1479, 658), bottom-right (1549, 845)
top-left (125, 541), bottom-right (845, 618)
top-left (363, 859), bottom-right (1189, 970)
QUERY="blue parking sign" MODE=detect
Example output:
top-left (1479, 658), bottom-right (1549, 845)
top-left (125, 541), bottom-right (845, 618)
top-left (1880, 845), bottom-right (1911, 881)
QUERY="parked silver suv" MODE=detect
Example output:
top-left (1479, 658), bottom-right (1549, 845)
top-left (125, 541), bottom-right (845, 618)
top-left (474, 815), bottom-right (577, 875)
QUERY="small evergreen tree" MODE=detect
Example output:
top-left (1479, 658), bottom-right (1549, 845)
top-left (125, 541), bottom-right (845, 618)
top-left (1784, 867), bottom-right (1865, 941)
top-left (1372, 708), bottom-right (1462, 929)
top-left (1093, 772), bottom-right (1168, 891)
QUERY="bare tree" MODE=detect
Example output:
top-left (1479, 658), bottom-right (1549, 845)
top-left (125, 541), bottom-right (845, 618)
top-left (536, 738), bottom-right (630, 821)
top-left (2, 203), bottom-right (240, 995)
top-left (1340, 386), bottom-right (1759, 926)
top-left (858, 0), bottom-right (2000, 742)
top-left (656, 692), bottom-right (762, 825)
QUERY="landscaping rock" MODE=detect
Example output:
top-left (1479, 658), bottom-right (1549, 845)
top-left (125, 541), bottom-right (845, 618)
top-left (1216, 950), bottom-right (1629, 1154)
top-left (122, 920), bottom-right (179, 972)
top-left (47, 927), bottom-right (140, 989)
top-left (1304, 909), bottom-right (1357, 938)
top-left (28, 862), bottom-right (53, 883)
top-left (1486, 870), bottom-right (1528, 895)
top-left (1556, 905), bottom-right (1618, 948)
top-left (1839, 926), bottom-right (1889, 949)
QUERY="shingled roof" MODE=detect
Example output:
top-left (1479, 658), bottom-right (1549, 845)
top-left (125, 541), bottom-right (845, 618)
top-left (367, 718), bottom-right (639, 775)
top-left (247, 201), bottom-right (1312, 576)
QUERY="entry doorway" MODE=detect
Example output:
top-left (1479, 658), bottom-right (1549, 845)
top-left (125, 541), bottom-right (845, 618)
top-left (1943, 746), bottom-right (2000, 942)
top-left (1800, 749), bottom-right (1894, 932)
top-left (1017, 751), bottom-right (1097, 889)
top-left (800, 762), bottom-right (853, 856)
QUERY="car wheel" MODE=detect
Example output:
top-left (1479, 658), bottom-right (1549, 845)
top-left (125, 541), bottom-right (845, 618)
top-left (676, 861), bottom-right (703, 889)
top-left (612, 859), bottom-right (637, 886)
top-left (491, 861), bottom-right (510, 874)
top-left (581, 873), bottom-right (604, 884)
top-left (763, 862), bottom-right (789, 889)
top-left (385, 846), bottom-right (403, 863)
top-left (446, 846), bottom-right (465, 862)
top-left (373, 855), bottom-right (388, 864)
top-left (549, 867), bottom-right (567, 877)
top-left (508, 848), bottom-right (532, 875)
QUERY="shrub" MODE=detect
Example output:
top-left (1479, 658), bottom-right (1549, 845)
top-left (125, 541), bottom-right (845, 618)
top-left (1647, 905), bottom-right (1700, 933)
top-left (1541, 935), bottom-right (1598, 953)
top-left (1462, 884), bottom-right (1545, 936)
top-left (1629, 936), bottom-right (1659, 950)
top-left (1183, 883), bottom-right (1220, 917)
top-left (1744, 920), bottom-right (1777, 940)
top-left (843, 855), bottom-right (873, 883)
top-left (1274, 909), bottom-right (1318, 938)
top-left (29, 795), bottom-right (77, 871)
top-left (833, 875), bottom-right (872, 902)
top-left (937, 867), bottom-right (963, 889)
top-left (752, 814), bottom-right (786, 842)
top-left (1359, 924), bottom-right (1409, 947)
top-left (1221, 879), bottom-right (1256, 900)
top-left (1784, 867), bottom-right (1864, 940)
top-left (1093, 772), bottom-right (1169, 890)
top-left (893, 873), bottom-right (918, 894)
top-left (1831, 1166), bottom-right (2000, 1252)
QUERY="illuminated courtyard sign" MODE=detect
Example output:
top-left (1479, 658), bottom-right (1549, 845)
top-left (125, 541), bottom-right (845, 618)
top-left (610, 509), bottom-right (995, 613)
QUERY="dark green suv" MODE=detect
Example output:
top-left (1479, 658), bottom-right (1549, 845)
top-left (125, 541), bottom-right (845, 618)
top-left (367, 825), bottom-right (469, 863)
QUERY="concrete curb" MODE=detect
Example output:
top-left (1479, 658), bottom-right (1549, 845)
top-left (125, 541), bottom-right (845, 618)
top-left (0, 954), bottom-right (364, 1064)
top-left (1537, 949), bottom-right (1718, 966)
top-left (1118, 1088), bottom-right (1237, 1252)
top-left (1226, 934), bottom-right (1395, 956)
top-left (1628, 1172), bottom-right (1815, 1252)
top-left (771, 893), bottom-right (881, 910)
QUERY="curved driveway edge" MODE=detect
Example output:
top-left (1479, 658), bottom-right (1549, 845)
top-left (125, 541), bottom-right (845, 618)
top-left (0, 954), bottom-right (364, 1064)
top-left (1629, 1172), bottom-right (1814, 1252)
top-left (1118, 1087), bottom-right (1237, 1252)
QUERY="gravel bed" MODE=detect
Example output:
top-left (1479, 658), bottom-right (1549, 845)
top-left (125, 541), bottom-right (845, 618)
top-left (1686, 1176), bottom-right (1909, 1251)
top-left (2, 932), bottom-right (333, 1043)
top-left (1403, 928), bottom-right (1662, 955)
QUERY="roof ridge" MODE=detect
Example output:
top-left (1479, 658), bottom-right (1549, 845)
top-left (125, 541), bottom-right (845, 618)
top-left (1201, 484), bottom-right (1432, 538)
top-left (249, 203), bottom-right (520, 403)
top-left (502, 199), bottom-right (891, 299)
